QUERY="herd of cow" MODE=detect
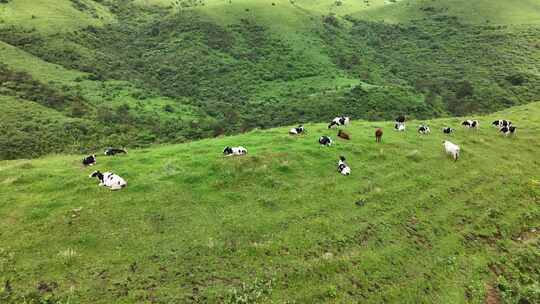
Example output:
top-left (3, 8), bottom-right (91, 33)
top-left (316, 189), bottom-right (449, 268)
top-left (82, 116), bottom-right (516, 189)
top-left (82, 148), bottom-right (128, 190)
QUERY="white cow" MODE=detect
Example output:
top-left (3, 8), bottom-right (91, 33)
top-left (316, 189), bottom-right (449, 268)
top-left (289, 125), bottom-right (306, 135)
top-left (319, 136), bottom-right (333, 146)
top-left (89, 171), bottom-right (127, 190)
top-left (328, 116), bottom-right (350, 128)
top-left (499, 126), bottom-right (517, 136)
top-left (418, 125), bottom-right (431, 134)
top-left (442, 141), bottom-right (460, 161)
top-left (462, 120), bottom-right (479, 129)
top-left (223, 146), bottom-right (247, 156)
top-left (337, 156), bottom-right (351, 176)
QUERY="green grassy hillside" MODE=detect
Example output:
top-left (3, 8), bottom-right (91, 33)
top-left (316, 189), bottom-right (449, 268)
top-left (0, 0), bottom-right (114, 33)
top-left (0, 0), bottom-right (540, 158)
top-left (355, 0), bottom-right (540, 24)
top-left (1, 0), bottom-right (540, 159)
top-left (1, 102), bottom-right (539, 303)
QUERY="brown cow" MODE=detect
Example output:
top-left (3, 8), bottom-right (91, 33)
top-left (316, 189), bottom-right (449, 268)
top-left (337, 130), bottom-right (351, 140)
top-left (375, 128), bottom-right (383, 143)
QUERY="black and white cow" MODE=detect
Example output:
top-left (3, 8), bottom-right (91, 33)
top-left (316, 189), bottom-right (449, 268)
top-left (462, 120), bottom-right (479, 129)
top-left (82, 154), bottom-right (96, 166)
top-left (223, 146), bottom-right (247, 156)
top-left (492, 120), bottom-right (512, 128)
top-left (104, 148), bottom-right (127, 156)
top-left (89, 170), bottom-right (127, 190)
top-left (319, 136), bottom-right (333, 146)
top-left (499, 126), bottom-right (517, 136)
top-left (442, 127), bottom-right (455, 135)
top-left (418, 125), bottom-right (431, 134)
top-left (289, 125), bottom-right (306, 135)
top-left (328, 116), bottom-right (350, 129)
top-left (337, 156), bottom-right (351, 176)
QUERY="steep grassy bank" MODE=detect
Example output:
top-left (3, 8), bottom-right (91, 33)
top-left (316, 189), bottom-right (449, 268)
top-left (1, 102), bottom-right (538, 303)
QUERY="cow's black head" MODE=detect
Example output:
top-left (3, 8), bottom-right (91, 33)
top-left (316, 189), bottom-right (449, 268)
top-left (89, 170), bottom-right (104, 181)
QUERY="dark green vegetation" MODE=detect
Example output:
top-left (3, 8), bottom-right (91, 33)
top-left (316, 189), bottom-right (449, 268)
top-left (1, 0), bottom-right (540, 159)
top-left (1, 103), bottom-right (539, 303)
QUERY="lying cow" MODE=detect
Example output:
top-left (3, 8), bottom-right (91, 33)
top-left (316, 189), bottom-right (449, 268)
top-left (443, 140), bottom-right (460, 161)
top-left (337, 130), bottom-right (351, 140)
top-left (328, 116), bottom-right (350, 128)
top-left (319, 136), bottom-right (333, 146)
top-left (500, 126), bottom-right (517, 136)
top-left (104, 148), bottom-right (127, 156)
top-left (462, 120), bottom-right (479, 129)
top-left (89, 170), bottom-right (127, 190)
top-left (337, 156), bottom-right (351, 176)
top-left (394, 122), bottom-right (406, 132)
top-left (492, 120), bottom-right (512, 128)
top-left (289, 125), bottom-right (306, 135)
top-left (442, 127), bottom-right (455, 135)
top-left (418, 125), bottom-right (431, 135)
top-left (82, 155), bottom-right (96, 166)
top-left (223, 146), bottom-right (247, 156)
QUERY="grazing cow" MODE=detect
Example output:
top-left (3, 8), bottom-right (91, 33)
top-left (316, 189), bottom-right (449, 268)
top-left (394, 122), bottom-right (406, 132)
top-left (395, 115), bottom-right (406, 123)
top-left (82, 154), bottom-right (96, 166)
top-left (89, 170), bottom-right (127, 190)
top-left (492, 120), bottom-right (512, 128)
top-left (418, 125), bottom-right (431, 135)
top-left (442, 140), bottom-right (460, 161)
top-left (104, 148), bottom-right (127, 156)
top-left (375, 128), bottom-right (383, 143)
top-left (328, 116), bottom-right (350, 128)
top-left (319, 136), bottom-right (333, 146)
top-left (337, 130), bottom-right (351, 140)
top-left (500, 126), bottom-right (517, 136)
top-left (223, 146), bottom-right (247, 156)
top-left (289, 125), bottom-right (306, 135)
top-left (462, 120), bottom-right (479, 129)
top-left (442, 127), bottom-right (455, 135)
top-left (337, 156), bottom-right (351, 176)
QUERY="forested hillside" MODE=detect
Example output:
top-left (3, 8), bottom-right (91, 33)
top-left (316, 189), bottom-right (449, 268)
top-left (1, 0), bottom-right (540, 159)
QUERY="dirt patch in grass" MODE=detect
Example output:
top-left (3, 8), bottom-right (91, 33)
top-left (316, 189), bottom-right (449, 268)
top-left (484, 283), bottom-right (501, 304)
top-left (515, 228), bottom-right (538, 245)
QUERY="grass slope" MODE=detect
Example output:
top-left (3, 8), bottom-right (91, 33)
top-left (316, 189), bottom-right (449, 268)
top-left (355, 0), bottom-right (540, 24)
top-left (1, 103), bottom-right (539, 303)
top-left (0, 41), bottom-right (84, 83)
top-left (138, 0), bottom-right (540, 24)
top-left (0, 0), bottom-right (114, 33)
